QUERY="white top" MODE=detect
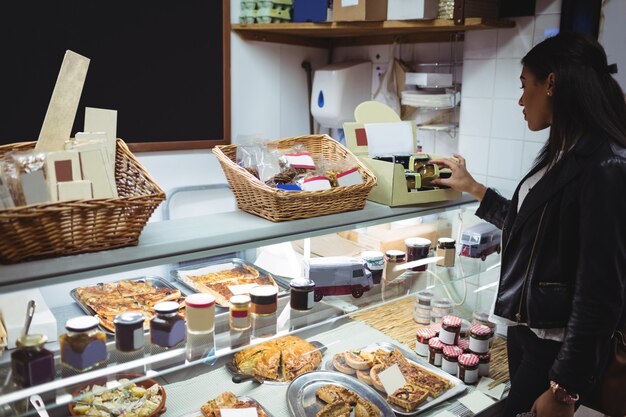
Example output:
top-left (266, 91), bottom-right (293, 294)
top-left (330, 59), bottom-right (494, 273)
top-left (490, 163), bottom-right (566, 342)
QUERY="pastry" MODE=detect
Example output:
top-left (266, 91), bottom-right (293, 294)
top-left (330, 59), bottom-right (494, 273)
top-left (201, 391), bottom-right (268, 417)
top-left (369, 364), bottom-right (386, 392)
top-left (333, 353), bottom-right (356, 375)
top-left (233, 335), bottom-right (322, 381)
top-left (355, 399), bottom-right (381, 417)
top-left (344, 350), bottom-right (372, 370)
top-left (405, 367), bottom-right (450, 398)
top-left (387, 383), bottom-right (429, 411)
top-left (356, 369), bottom-right (373, 385)
top-left (316, 385), bottom-right (358, 405)
top-left (316, 401), bottom-right (351, 417)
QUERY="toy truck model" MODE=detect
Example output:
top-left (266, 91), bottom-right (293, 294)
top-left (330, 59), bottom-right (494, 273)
top-left (307, 256), bottom-right (374, 301)
top-left (460, 223), bottom-right (502, 261)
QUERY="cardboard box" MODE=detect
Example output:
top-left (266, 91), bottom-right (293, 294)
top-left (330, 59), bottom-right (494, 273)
top-left (333, 0), bottom-right (387, 22)
top-left (387, 0), bottom-right (438, 20)
top-left (344, 101), bottom-right (462, 206)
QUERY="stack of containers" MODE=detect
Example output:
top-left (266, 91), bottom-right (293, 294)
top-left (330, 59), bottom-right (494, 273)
top-left (240, 0), bottom-right (294, 23)
top-left (415, 313), bottom-right (495, 385)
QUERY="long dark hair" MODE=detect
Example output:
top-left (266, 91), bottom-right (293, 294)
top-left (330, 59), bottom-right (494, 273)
top-left (521, 32), bottom-right (626, 167)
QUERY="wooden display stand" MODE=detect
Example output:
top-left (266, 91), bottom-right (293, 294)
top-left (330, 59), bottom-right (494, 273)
top-left (344, 101), bottom-right (462, 206)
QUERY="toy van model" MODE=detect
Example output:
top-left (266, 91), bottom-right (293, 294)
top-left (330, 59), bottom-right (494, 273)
top-left (307, 256), bottom-right (374, 301)
top-left (460, 223), bottom-right (502, 261)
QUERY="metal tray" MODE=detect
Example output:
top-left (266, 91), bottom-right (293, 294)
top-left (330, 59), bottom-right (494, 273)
top-left (225, 340), bottom-right (326, 386)
top-left (177, 396), bottom-right (274, 417)
top-left (171, 258), bottom-right (290, 308)
top-left (70, 275), bottom-right (183, 334)
top-left (323, 342), bottom-right (466, 415)
top-left (287, 370), bottom-right (395, 417)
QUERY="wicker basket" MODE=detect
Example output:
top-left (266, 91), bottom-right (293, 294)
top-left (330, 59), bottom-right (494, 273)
top-left (0, 139), bottom-right (165, 264)
top-left (213, 134), bottom-right (377, 222)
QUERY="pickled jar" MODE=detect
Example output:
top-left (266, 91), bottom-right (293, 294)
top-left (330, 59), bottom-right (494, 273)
top-left (150, 301), bottom-right (185, 348)
top-left (229, 295), bottom-right (252, 331)
top-left (11, 334), bottom-right (55, 387)
top-left (60, 316), bottom-right (107, 371)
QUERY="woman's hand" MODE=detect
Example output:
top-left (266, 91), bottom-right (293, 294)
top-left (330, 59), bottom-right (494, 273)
top-left (531, 389), bottom-right (575, 417)
top-left (430, 154), bottom-right (487, 201)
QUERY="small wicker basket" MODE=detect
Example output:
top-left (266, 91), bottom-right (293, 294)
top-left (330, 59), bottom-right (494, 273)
top-left (213, 134), bottom-right (377, 222)
top-left (0, 139), bottom-right (165, 264)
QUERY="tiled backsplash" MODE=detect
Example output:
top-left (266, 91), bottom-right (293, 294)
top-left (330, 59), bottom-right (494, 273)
top-left (459, 0), bottom-right (561, 197)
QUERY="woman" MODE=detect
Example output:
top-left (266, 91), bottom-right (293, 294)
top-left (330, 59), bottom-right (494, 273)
top-left (432, 32), bottom-right (626, 417)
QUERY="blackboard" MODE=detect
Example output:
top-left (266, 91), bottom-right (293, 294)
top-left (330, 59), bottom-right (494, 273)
top-left (1, 0), bottom-right (229, 151)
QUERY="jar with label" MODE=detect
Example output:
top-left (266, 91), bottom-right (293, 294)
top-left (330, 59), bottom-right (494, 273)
top-left (478, 352), bottom-right (491, 377)
top-left (11, 334), bottom-right (55, 387)
top-left (60, 316), bottom-right (107, 371)
top-left (150, 301), bottom-right (185, 348)
top-left (405, 238), bottom-right (431, 272)
top-left (229, 295), bottom-right (251, 331)
top-left (442, 345), bottom-right (463, 376)
top-left (114, 312), bottom-right (145, 352)
top-left (290, 278), bottom-right (315, 311)
top-left (413, 304), bottom-right (431, 325)
top-left (361, 251), bottom-right (384, 284)
top-left (469, 324), bottom-right (491, 354)
top-left (428, 337), bottom-right (444, 366)
top-left (415, 290), bottom-right (434, 307)
top-left (458, 353), bottom-right (480, 384)
top-left (383, 250), bottom-right (406, 282)
top-left (185, 293), bottom-right (216, 334)
top-left (415, 327), bottom-right (437, 357)
top-left (472, 311), bottom-right (496, 346)
top-left (250, 285), bottom-right (278, 316)
top-left (435, 238), bottom-right (456, 267)
top-left (439, 315), bottom-right (461, 345)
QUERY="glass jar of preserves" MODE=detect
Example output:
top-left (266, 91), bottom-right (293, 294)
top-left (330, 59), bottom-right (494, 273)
top-left (478, 352), bottom-right (491, 377)
top-left (405, 237), bottom-right (431, 272)
top-left (469, 324), bottom-right (492, 354)
top-left (185, 293), bottom-right (216, 333)
top-left (415, 327), bottom-right (436, 357)
top-left (361, 251), bottom-right (384, 284)
top-left (435, 238), bottom-right (456, 267)
top-left (442, 345), bottom-right (463, 376)
top-left (114, 312), bottom-right (145, 352)
top-left (428, 337), bottom-right (444, 367)
top-left (229, 295), bottom-right (251, 331)
top-left (60, 316), bottom-right (107, 371)
top-left (439, 315), bottom-right (461, 345)
top-left (458, 353), bottom-right (480, 384)
top-left (383, 250), bottom-right (406, 282)
top-left (250, 285), bottom-right (278, 316)
top-left (458, 338), bottom-right (470, 353)
top-left (150, 301), bottom-right (185, 348)
top-left (415, 289), bottom-right (434, 306)
top-left (11, 334), bottom-right (55, 387)
top-left (290, 278), bottom-right (315, 311)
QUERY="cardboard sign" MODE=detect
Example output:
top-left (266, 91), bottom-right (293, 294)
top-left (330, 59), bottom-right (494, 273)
top-left (219, 408), bottom-right (258, 417)
top-left (378, 363), bottom-right (407, 394)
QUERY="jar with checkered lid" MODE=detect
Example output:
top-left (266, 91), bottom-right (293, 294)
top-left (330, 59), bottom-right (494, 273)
top-left (439, 315), bottom-right (462, 345)
top-left (428, 337), bottom-right (445, 366)
top-left (442, 345), bottom-right (463, 375)
top-left (469, 324), bottom-right (492, 354)
top-left (416, 327), bottom-right (437, 357)
top-left (458, 353), bottom-right (480, 384)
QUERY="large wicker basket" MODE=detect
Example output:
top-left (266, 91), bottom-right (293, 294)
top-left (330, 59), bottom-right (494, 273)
top-left (213, 134), bottom-right (377, 222)
top-left (0, 139), bottom-right (165, 264)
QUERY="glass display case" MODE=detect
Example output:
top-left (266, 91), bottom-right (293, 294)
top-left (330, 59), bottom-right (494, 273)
top-left (0, 196), bottom-right (507, 417)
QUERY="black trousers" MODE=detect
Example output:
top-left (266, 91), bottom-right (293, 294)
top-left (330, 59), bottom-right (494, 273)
top-left (502, 325), bottom-right (563, 417)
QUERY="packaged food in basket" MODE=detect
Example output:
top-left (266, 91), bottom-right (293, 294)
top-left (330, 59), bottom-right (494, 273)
top-left (5, 151), bottom-right (49, 206)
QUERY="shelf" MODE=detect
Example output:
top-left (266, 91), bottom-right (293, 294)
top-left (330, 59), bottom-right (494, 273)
top-left (417, 123), bottom-right (459, 131)
top-left (0, 196), bottom-right (476, 291)
top-left (232, 18), bottom-right (515, 47)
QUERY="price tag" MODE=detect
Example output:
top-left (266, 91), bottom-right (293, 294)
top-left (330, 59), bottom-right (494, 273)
top-left (219, 408), bottom-right (258, 417)
top-left (477, 377), bottom-right (506, 400)
top-left (228, 284), bottom-right (259, 295)
top-left (458, 391), bottom-right (495, 414)
top-left (337, 168), bottom-right (363, 187)
top-left (378, 364), bottom-right (407, 395)
top-left (301, 176), bottom-right (332, 191)
top-left (283, 153), bottom-right (315, 169)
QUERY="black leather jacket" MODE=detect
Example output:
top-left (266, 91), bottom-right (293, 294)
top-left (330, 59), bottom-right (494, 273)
top-left (475, 132), bottom-right (626, 396)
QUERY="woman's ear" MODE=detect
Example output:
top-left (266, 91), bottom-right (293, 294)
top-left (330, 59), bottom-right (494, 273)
top-left (547, 72), bottom-right (556, 95)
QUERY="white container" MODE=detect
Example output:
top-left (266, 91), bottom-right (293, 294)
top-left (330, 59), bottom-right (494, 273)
top-left (387, 0), bottom-right (438, 20)
top-left (311, 61), bottom-right (372, 128)
top-left (185, 293), bottom-right (216, 333)
top-left (405, 72), bottom-right (453, 88)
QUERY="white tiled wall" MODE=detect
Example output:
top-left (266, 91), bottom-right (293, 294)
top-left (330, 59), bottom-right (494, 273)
top-left (459, 0), bottom-right (562, 198)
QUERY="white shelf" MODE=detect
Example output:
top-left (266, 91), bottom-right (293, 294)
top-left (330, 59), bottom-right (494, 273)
top-left (417, 123), bottom-right (459, 131)
top-left (0, 195), bottom-right (476, 291)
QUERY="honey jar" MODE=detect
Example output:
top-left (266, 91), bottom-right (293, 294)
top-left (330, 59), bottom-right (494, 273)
top-left (229, 295), bottom-right (251, 331)
top-left (60, 316), bottom-right (107, 371)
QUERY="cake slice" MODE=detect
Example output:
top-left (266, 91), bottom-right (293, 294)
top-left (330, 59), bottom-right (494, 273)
top-left (387, 383), bottom-right (429, 412)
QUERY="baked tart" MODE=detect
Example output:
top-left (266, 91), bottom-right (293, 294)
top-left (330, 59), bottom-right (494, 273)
top-left (316, 385), bottom-right (359, 405)
top-left (387, 383), bottom-right (429, 412)
top-left (405, 368), bottom-right (450, 398)
top-left (344, 350), bottom-right (373, 370)
top-left (333, 353), bottom-right (356, 375)
top-left (355, 399), bottom-right (381, 417)
top-left (356, 369), bottom-right (373, 385)
top-left (369, 364), bottom-right (386, 392)
top-left (201, 391), bottom-right (268, 417)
